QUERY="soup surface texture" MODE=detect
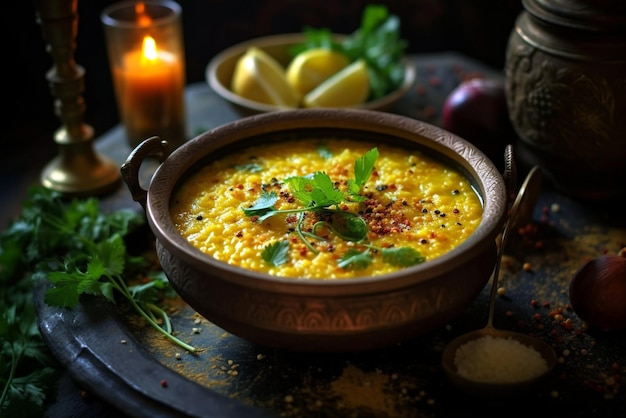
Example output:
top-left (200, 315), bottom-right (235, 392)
top-left (170, 138), bottom-right (483, 279)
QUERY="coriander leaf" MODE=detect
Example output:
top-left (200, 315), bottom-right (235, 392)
top-left (347, 147), bottom-right (378, 201)
top-left (310, 172), bottom-right (345, 207)
top-left (352, 147), bottom-right (378, 189)
top-left (313, 212), bottom-right (368, 242)
top-left (337, 249), bottom-right (372, 270)
top-left (317, 144), bottom-right (333, 159)
top-left (283, 176), bottom-right (317, 206)
top-left (381, 247), bottom-right (425, 267)
top-left (262, 241), bottom-right (290, 266)
top-left (95, 234), bottom-right (127, 277)
top-left (234, 163), bottom-right (263, 173)
top-left (242, 190), bottom-right (279, 217)
top-left (45, 268), bottom-right (82, 308)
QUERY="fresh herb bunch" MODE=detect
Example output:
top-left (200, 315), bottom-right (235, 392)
top-left (0, 187), bottom-right (193, 416)
top-left (242, 147), bottom-right (425, 270)
top-left (290, 4), bottom-right (408, 100)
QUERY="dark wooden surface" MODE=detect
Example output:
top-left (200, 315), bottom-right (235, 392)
top-left (35, 53), bottom-right (626, 418)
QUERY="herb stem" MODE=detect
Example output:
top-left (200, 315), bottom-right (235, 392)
top-left (295, 213), bottom-right (320, 255)
top-left (111, 275), bottom-right (196, 353)
top-left (0, 351), bottom-right (19, 409)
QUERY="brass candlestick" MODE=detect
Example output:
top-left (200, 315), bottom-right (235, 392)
top-left (33, 0), bottom-right (120, 196)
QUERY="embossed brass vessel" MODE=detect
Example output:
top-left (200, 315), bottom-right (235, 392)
top-left (505, 0), bottom-right (626, 199)
top-left (121, 109), bottom-right (507, 352)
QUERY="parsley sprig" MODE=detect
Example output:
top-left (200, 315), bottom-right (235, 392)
top-left (243, 148), bottom-right (425, 270)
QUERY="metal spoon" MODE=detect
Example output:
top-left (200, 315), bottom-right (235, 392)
top-left (441, 166), bottom-right (556, 397)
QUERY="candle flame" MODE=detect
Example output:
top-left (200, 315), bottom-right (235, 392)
top-left (142, 36), bottom-right (158, 61)
top-left (135, 2), bottom-right (152, 26)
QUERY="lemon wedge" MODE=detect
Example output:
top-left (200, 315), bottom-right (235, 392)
top-left (303, 59), bottom-right (370, 108)
top-left (286, 48), bottom-right (350, 96)
top-left (231, 47), bottom-right (300, 108)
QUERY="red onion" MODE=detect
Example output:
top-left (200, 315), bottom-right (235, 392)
top-left (441, 77), bottom-right (516, 166)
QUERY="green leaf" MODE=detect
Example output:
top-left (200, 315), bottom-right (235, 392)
top-left (242, 190), bottom-right (278, 217)
top-left (310, 172), bottom-right (346, 207)
top-left (95, 235), bottom-right (127, 277)
top-left (262, 241), bottom-right (290, 266)
top-left (317, 144), bottom-right (333, 159)
top-left (283, 176), bottom-right (317, 206)
top-left (314, 212), bottom-right (368, 242)
top-left (381, 247), bottom-right (426, 267)
top-left (234, 163), bottom-right (263, 173)
top-left (337, 249), bottom-right (372, 270)
top-left (350, 147), bottom-right (378, 193)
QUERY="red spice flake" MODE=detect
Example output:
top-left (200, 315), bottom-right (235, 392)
top-left (543, 301), bottom-right (551, 308)
top-left (423, 105), bottom-right (437, 119)
top-left (530, 299), bottom-right (539, 308)
top-left (415, 84), bottom-right (427, 95)
top-left (236, 184), bottom-right (244, 189)
top-left (533, 313), bottom-right (542, 321)
top-left (428, 76), bottom-right (442, 87)
top-left (160, 379), bottom-right (168, 388)
top-left (561, 318), bottom-right (573, 330)
top-left (235, 231), bottom-right (243, 238)
top-left (551, 307), bottom-right (564, 316)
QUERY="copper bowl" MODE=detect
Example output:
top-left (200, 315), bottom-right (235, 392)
top-left (206, 33), bottom-right (416, 116)
top-left (121, 109), bottom-right (507, 352)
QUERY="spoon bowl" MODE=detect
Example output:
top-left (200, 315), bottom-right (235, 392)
top-left (441, 327), bottom-right (557, 397)
top-left (441, 165), bottom-right (556, 396)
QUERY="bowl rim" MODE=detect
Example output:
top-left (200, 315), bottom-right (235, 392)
top-left (205, 32), bottom-right (416, 114)
top-left (146, 109), bottom-right (507, 294)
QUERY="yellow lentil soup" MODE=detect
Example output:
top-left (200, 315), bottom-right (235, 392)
top-left (170, 138), bottom-right (483, 279)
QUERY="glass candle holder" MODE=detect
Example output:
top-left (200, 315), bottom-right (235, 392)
top-left (101, 0), bottom-right (186, 150)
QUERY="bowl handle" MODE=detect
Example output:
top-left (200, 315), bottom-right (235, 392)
top-left (121, 136), bottom-right (170, 211)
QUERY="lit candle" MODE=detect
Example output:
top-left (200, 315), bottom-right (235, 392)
top-left (102, 1), bottom-right (186, 149)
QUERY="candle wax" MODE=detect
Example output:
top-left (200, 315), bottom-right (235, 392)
top-left (113, 48), bottom-right (185, 148)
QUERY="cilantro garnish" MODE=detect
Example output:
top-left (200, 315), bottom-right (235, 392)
top-left (243, 147), bottom-right (425, 270)
top-left (0, 186), bottom-right (195, 413)
top-left (262, 241), bottom-right (290, 267)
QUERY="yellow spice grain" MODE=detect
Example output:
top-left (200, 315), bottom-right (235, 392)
top-left (170, 138), bottom-right (483, 279)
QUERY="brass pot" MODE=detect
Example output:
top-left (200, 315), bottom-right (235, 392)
top-left (505, 0), bottom-right (626, 199)
top-left (121, 109), bottom-right (507, 352)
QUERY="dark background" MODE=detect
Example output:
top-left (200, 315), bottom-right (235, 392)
top-left (4, 0), bottom-right (522, 211)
